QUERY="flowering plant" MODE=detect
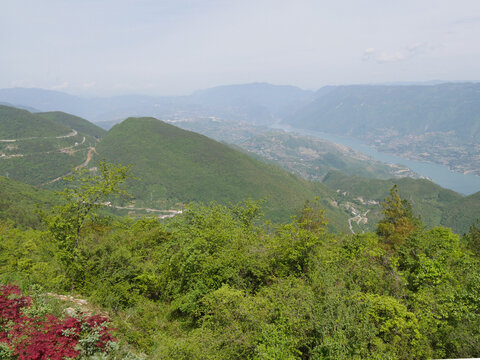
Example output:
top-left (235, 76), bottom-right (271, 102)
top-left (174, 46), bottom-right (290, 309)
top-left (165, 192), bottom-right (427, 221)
top-left (0, 284), bottom-right (117, 360)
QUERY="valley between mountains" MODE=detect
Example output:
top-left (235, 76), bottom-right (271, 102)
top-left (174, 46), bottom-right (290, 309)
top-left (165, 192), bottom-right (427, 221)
top-left (1, 90), bottom-right (480, 359)
top-left (1, 103), bottom-right (479, 234)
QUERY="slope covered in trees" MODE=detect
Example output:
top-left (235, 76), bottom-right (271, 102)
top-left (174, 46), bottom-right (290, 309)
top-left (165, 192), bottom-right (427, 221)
top-left (0, 105), bottom-right (70, 139)
top-left (0, 106), bottom-right (100, 186)
top-left (37, 111), bottom-right (106, 138)
top-left (94, 117), bottom-right (347, 227)
top-left (321, 170), bottom-right (478, 233)
top-left (287, 83), bottom-right (480, 138)
top-left (1, 167), bottom-right (479, 359)
top-left (0, 176), bottom-right (57, 228)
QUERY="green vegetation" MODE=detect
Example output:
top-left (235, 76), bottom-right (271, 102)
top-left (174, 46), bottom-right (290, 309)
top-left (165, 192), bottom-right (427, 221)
top-left (322, 170), bottom-right (478, 233)
top-left (442, 191), bottom-right (480, 233)
top-left (37, 111), bottom-right (106, 138)
top-left (2, 105), bottom-right (479, 234)
top-left (1, 166), bottom-right (480, 359)
top-left (0, 176), bottom-right (57, 228)
top-left (171, 118), bottom-right (416, 181)
top-left (94, 117), bottom-right (348, 227)
top-left (0, 105), bottom-right (70, 139)
top-left (0, 105), bottom-right (99, 186)
top-left (286, 83), bottom-right (480, 175)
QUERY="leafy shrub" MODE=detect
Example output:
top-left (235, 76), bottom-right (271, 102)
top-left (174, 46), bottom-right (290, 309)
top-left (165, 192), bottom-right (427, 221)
top-left (0, 284), bottom-right (117, 359)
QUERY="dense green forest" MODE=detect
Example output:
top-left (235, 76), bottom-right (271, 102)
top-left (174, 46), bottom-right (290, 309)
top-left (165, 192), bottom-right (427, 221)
top-left (0, 106), bottom-right (99, 186)
top-left (2, 105), bottom-right (479, 234)
top-left (93, 117), bottom-right (348, 227)
top-left (0, 105), bottom-right (70, 139)
top-left (37, 111), bottom-right (106, 138)
top-left (1, 164), bottom-right (480, 359)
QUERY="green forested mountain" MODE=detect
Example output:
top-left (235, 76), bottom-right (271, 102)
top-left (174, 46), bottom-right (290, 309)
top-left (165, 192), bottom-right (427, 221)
top-left (0, 105), bottom-right (99, 186)
top-left (287, 83), bottom-right (480, 138)
top-left (94, 117), bottom-right (347, 226)
top-left (442, 191), bottom-right (480, 233)
top-left (37, 111), bottom-right (106, 138)
top-left (322, 170), bottom-right (478, 233)
top-left (285, 83), bottom-right (480, 175)
top-left (0, 105), bottom-right (70, 138)
top-left (1, 108), bottom-right (480, 359)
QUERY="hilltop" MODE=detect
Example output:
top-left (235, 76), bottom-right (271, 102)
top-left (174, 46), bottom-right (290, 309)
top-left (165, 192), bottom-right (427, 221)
top-left (94, 117), bottom-right (347, 226)
top-left (163, 117), bottom-right (417, 182)
top-left (37, 111), bottom-right (106, 138)
top-left (0, 105), bottom-right (70, 138)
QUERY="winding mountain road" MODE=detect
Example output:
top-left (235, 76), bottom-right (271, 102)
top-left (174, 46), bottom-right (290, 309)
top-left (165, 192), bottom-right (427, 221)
top-left (0, 129), bottom-right (78, 142)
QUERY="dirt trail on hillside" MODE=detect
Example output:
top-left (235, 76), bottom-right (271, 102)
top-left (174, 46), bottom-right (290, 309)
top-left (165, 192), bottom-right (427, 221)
top-left (41, 146), bottom-right (96, 186)
top-left (106, 204), bottom-right (182, 218)
top-left (75, 146), bottom-right (96, 170)
top-left (0, 129), bottom-right (78, 142)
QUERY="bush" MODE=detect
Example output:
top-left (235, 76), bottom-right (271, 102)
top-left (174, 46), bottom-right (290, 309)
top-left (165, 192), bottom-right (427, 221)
top-left (0, 284), bottom-right (117, 359)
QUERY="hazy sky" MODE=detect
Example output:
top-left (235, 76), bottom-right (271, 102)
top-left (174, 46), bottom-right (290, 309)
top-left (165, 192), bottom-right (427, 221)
top-left (2, 0), bottom-right (480, 96)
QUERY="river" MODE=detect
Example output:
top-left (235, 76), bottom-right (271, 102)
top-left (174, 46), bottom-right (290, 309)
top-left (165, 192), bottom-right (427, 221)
top-left (272, 124), bottom-right (480, 196)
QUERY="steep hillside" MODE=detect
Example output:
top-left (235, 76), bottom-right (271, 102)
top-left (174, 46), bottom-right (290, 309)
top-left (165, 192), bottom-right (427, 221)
top-left (0, 176), bottom-right (57, 228)
top-left (0, 105), bottom-right (70, 138)
top-left (94, 117), bottom-right (347, 226)
top-left (288, 83), bottom-right (480, 138)
top-left (442, 191), bottom-right (480, 233)
top-left (37, 111), bottom-right (106, 138)
top-left (164, 118), bottom-right (416, 181)
top-left (322, 170), bottom-right (477, 233)
top-left (286, 83), bottom-right (480, 175)
top-left (0, 106), bottom-right (98, 186)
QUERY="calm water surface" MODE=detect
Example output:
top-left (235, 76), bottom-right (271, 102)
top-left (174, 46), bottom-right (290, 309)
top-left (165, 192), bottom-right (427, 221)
top-left (273, 124), bottom-right (480, 196)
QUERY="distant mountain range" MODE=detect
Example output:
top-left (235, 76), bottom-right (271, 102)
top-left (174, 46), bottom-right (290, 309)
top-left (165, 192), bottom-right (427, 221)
top-left (287, 83), bottom-right (480, 139)
top-left (0, 83), bottom-right (314, 125)
top-left (284, 82), bottom-right (480, 176)
top-left (2, 83), bottom-right (479, 177)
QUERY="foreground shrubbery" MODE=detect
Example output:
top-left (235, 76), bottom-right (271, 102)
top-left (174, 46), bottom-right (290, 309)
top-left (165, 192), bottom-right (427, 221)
top-left (0, 284), bottom-right (116, 359)
top-left (1, 168), bottom-right (480, 359)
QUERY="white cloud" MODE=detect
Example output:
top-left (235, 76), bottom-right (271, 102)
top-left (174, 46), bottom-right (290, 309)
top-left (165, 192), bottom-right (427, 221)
top-left (82, 81), bottom-right (96, 89)
top-left (363, 42), bottom-right (430, 64)
top-left (377, 51), bottom-right (407, 63)
top-left (50, 82), bottom-right (70, 90)
top-left (362, 48), bottom-right (376, 61)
